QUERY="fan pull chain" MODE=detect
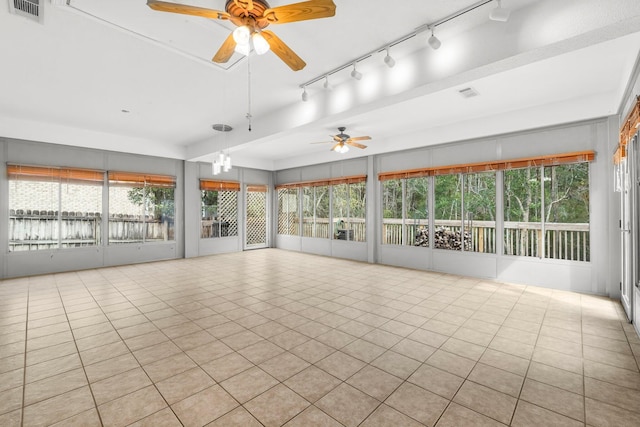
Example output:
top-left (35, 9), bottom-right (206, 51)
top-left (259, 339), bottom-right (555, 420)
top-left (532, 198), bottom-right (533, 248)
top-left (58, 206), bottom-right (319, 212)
top-left (246, 54), bottom-right (252, 132)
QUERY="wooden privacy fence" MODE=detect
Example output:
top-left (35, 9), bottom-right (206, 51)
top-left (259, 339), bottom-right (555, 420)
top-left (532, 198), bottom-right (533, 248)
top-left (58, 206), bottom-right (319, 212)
top-left (9, 210), bottom-right (173, 250)
top-left (300, 217), bottom-right (366, 241)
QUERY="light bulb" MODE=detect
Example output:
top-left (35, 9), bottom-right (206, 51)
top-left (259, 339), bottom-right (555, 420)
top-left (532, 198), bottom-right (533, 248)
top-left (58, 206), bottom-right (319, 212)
top-left (428, 31), bottom-right (441, 50)
top-left (232, 26), bottom-right (250, 45)
top-left (218, 152), bottom-right (225, 164)
top-left (213, 162), bottom-right (221, 175)
top-left (339, 145), bottom-right (349, 154)
top-left (234, 42), bottom-right (250, 56)
top-left (223, 156), bottom-right (232, 172)
top-left (252, 32), bottom-right (270, 55)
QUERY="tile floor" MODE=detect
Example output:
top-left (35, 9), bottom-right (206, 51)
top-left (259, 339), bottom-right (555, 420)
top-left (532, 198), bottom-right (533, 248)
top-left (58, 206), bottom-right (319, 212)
top-left (1, 249), bottom-right (640, 427)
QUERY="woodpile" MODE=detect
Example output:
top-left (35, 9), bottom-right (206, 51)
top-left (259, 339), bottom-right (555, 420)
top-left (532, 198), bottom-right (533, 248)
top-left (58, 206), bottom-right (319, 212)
top-left (414, 226), bottom-right (471, 250)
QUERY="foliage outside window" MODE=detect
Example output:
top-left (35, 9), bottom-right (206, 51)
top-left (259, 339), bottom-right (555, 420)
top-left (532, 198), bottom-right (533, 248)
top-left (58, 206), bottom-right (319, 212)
top-left (302, 185), bottom-right (330, 238)
top-left (108, 172), bottom-right (175, 244)
top-left (8, 165), bottom-right (103, 251)
top-left (277, 187), bottom-right (300, 235)
top-left (333, 182), bottom-right (366, 242)
top-left (382, 177), bottom-right (429, 246)
top-left (201, 181), bottom-right (239, 238)
top-left (434, 172), bottom-right (496, 252)
top-left (504, 163), bottom-right (589, 260)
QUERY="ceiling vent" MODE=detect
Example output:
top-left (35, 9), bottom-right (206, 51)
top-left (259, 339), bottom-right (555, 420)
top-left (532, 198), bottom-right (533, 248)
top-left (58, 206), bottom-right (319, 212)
top-left (9, 0), bottom-right (43, 23)
top-left (458, 87), bottom-right (479, 99)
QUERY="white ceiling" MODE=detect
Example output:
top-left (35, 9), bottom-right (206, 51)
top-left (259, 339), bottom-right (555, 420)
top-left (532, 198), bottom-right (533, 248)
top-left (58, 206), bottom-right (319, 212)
top-left (1, 0), bottom-right (640, 170)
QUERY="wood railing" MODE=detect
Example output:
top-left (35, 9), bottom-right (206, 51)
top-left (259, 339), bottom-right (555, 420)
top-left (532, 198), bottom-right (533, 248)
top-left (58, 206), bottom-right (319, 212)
top-left (382, 219), bottom-right (589, 261)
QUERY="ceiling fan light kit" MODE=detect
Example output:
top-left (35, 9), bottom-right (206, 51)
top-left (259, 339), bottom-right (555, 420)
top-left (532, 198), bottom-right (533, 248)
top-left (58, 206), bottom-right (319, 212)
top-left (146, 0), bottom-right (336, 71)
top-left (312, 127), bottom-right (371, 154)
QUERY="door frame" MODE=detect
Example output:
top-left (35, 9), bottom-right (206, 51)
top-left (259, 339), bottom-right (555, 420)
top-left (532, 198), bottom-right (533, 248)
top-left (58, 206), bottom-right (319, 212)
top-left (244, 184), bottom-right (269, 250)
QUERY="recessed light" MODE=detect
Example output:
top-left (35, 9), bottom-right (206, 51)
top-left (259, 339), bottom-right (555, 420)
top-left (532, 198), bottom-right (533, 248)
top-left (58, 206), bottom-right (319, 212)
top-left (212, 124), bottom-right (233, 132)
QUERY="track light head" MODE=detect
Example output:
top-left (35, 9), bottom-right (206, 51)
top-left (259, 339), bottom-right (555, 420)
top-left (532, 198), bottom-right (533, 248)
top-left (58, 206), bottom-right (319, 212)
top-left (323, 75), bottom-right (331, 90)
top-left (301, 86), bottom-right (308, 102)
top-left (383, 47), bottom-right (395, 68)
top-left (489, 0), bottom-right (510, 22)
top-left (428, 28), bottom-right (441, 50)
top-left (351, 62), bottom-right (362, 80)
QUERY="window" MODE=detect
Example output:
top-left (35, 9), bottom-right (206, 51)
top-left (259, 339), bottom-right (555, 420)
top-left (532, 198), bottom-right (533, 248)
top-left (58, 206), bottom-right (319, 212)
top-left (333, 180), bottom-right (366, 242)
top-left (277, 187), bottom-right (300, 235)
top-left (302, 185), bottom-right (330, 238)
top-left (463, 172), bottom-right (496, 253)
top-left (504, 163), bottom-right (589, 261)
top-left (8, 165), bottom-right (103, 251)
top-left (382, 177), bottom-right (429, 246)
top-left (200, 180), bottom-right (239, 238)
top-left (434, 174), bottom-right (463, 250)
top-left (108, 172), bottom-right (175, 244)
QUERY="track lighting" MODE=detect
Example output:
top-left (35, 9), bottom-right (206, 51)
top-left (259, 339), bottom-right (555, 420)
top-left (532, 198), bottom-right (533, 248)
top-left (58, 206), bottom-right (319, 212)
top-left (323, 75), bottom-right (331, 90)
top-left (252, 32), bottom-right (270, 55)
top-left (489, 0), bottom-right (510, 22)
top-left (301, 86), bottom-right (308, 102)
top-left (428, 27), bottom-right (441, 50)
top-left (383, 47), bottom-right (395, 68)
top-left (350, 62), bottom-right (362, 80)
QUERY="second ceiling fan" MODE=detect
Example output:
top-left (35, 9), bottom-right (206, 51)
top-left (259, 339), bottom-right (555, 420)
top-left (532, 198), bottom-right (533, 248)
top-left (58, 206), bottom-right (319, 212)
top-left (146, 0), bottom-right (336, 71)
top-left (313, 127), bottom-right (372, 153)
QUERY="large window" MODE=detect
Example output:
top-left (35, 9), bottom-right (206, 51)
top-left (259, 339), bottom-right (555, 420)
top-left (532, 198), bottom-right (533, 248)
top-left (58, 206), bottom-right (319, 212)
top-left (333, 180), bottom-right (366, 242)
top-left (382, 177), bottom-right (429, 246)
top-left (277, 187), bottom-right (300, 235)
top-left (8, 165), bottom-right (103, 251)
top-left (200, 180), bottom-right (239, 238)
top-left (463, 172), bottom-right (496, 253)
top-left (504, 163), bottom-right (590, 261)
top-left (108, 172), bottom-right (175, 244)
top-left (434, 174), bottom-right (464, 250)
top-left (302, 185), bottom-right (330, 238)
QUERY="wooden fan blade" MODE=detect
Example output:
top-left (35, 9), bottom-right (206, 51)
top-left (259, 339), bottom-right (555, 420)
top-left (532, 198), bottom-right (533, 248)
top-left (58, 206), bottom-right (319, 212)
top-left (262, 30), bottom-right (306, 71)
top-left (147, 0), bottom-right (230, 20)
top-left (332, 135), bottom-right (342, 143)
top-left (212, 32), bottom-right (236, 63)
top-left (348, 136), bottom-right (371, 142)
top-left (330, 143), bottom-right (341, 151)
top-left (262, 0), bottom-right (336, 24)
top-left (347, 141), bottom-right (367, 149)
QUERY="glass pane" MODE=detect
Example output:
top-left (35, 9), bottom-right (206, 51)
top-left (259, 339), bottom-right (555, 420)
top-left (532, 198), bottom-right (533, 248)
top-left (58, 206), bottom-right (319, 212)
top-left (144, 186), bottom-right (174, 242)
top-left (201, 189), bottom-right (237, 238)
top-left (277, 188), bottom-right (299, 235)
top-left (434, 174), bottom-right (463, 250)
top-left (302, 187), bottom-right (313, 237)
top-left (349, 182), bottom-right (366, 242)
top-left (503, 167), bottom-right (542, 257)
top-left (314, 186), bottom-right (330, 239)
top-left (9, 177), bottom-right (59, 251)
top-left (382, 179), bottom-right (402, 245)
top-left (544, 163), bottom-right (590, 261)
top-left (464, 172), bottom-right (496, 253)
top-left (60, 181), bottom-right (103, 248)
top-left (201, 189), bottom-right (218, 238)
top-left (406, 177), bottom-right (429, 247)
top-left (332, 183), bottom-right (349, 240)
top-left (108, 185), bottom-right (145, 244)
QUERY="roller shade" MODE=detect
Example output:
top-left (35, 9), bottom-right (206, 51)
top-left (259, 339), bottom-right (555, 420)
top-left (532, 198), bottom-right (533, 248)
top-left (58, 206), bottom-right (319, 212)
top-left (200, 180), bottom-right (240, 191)
top-left (7, 164), bottom-right (104, 184)
top-left (108, 171), bottom-right (175, 188)
top-left (247, 185), bottom-right (268, 192)
top-left (276, 175), bottom-right (366, 189)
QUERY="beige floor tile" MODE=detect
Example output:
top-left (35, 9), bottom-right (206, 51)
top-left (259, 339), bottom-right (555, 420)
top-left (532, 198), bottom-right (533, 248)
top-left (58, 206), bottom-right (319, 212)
top-left (391, 338), bottom-right (436, 362)
top-left (585, 376), bottom-right (640, 414)
top-left (90, 367), bottom-right (152, 405)
top-left (171, 384), bottom-right (238, 426)
top-left (360, 404), bottom-right (424, 427)
top-left (284, 366), bottom-right (342, 403)
top-left (238, 340), bottom-right (284, 364)
top-left (526, 361), bottom-right (583, 395)
top-left (24, 367), bottom-right (87, 405)
top-left (531, 347), bottom-right (583, 374)
top-left (270, 329), bottom-right (311, 350)
top-left (294, 321), bottom-right (332, 338)
top-left (172, 330), bottom-right (216, 351)
top-left (316, 383), bottom-right (379, 427)
top-left (584, 359), bottom-right (640, 390)
top-left (85, 353), bottom-right (140, 383)
top-left (290, 339), bottom-right (335, 364)
top-left (124, 330), bottom-right (169, 352)
top-left (583, 344), bottom-right (638, 371)
top-left (128, 408), bottom-right (182, 427)
top-left (586, 397), bottom-right (640, 427)
top-left (519, 379), bottom-right (584, 422)
top-left (361, 328), bottom-right (403, 348)
top-left (316, 350), bottom-right (366, 380)
top-left (98, 385), bottom-right (166, 427)
top-left (220, 366), bottom-right (278, 403)
top-left (245, 384), bottom-right (310, 427)
top-left (452, 326), bottom-right (495, 346)
top-left (156, 367), bottom-right (216, 405)
top-left (453, 380), bottom-right (517, 425)
top-left (26, 341), bottom-right (77, 366)
top-left (315, 329), bottom-right (357, 349)
top-left (489, 336), bottom-right (534, 359)
top-left (0, 386), bottom-right (23, 416)
top-left (441, 337), bottom-right (486, 361)
top-left (23, 385), bottom-right (95, 427)
top-left (511, 400), bottom-right (582, 427)
top-left (201, 352), bottom-right (253, 382)
top-left (133, 340), bottom-right (183, 365)
top-left (0, 353), bottom-right (24, 375)
top-left (342, 338), bottom-right (387, 363)
top-left (426, 349), bottom-right (476, 378)
top-left (221, 329), bottom-right (264, 351)
top-left (75, 330), bottom-right (121, 353)
top-left (347, 365), bottom-right (403, 400)
top-left (79, 341), bottom-right (129, 366)
top-left (468, 363), bottom-right (524, 397)
top-left (436, 402), bottom-right (507, 427)
top-left (284, 405), bottom-right (343, 427)
top-left (379, 319), bottom-right (418, 337)
top-left (386, 382), bottom-right (448, 427)
top-left (407, 328), bottom-right (449, 348)
top-left (207, 406), bottom-right (263, 427)
top-left (0, 368), bottom-right (23, 393)
top-left (251, 321), bottom-right (289, 339)
top-left (371, 350), bottom-right (421, 379)
top-left (408, 363), bottom-right (464, 399)
top-left (259, 351), bottom-right (310, 381)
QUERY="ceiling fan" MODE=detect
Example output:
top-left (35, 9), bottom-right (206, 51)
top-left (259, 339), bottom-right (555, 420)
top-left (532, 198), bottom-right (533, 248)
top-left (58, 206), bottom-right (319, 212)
top-left (146, 0), bottom-right (336, 71)
top-left (314, 127), bottom-right (372, 153)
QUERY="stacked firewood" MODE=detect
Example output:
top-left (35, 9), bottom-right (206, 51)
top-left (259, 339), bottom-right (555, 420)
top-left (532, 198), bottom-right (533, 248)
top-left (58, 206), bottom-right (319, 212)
top-left (414, 226), bottom-right (471, 250)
